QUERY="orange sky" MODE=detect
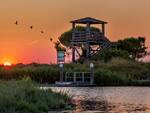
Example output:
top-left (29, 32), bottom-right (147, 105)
top-left (0, 0), bottom-right (150, 64)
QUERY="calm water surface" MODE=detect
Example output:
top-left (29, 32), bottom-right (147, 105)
top-left (49, 87), bottom-right (150, 113)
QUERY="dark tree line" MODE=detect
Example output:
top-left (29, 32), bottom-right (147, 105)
top-left (114, 37), bottom-right (147, 60)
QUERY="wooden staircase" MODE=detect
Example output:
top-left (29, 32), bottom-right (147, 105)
top-left (71, 31), bottom-right (111, 59)
top-left (90, 36), bottom-right (111, 57)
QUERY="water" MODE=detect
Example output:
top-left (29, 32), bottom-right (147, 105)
top-left (49, 87), bottom-right (150, 113)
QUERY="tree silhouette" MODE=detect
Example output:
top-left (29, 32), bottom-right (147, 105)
top-left (115, 37), bottom-right (147, 60)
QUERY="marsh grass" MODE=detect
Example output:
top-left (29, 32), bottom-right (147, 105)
top-left (94, 58), bottom-right (150, 86)
top-left (0, 80), bottom-right (71, 113)
top-left (0, 58), bottom-right (150, 86)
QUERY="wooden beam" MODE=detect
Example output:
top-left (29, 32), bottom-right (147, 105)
top-left (72, 23), bottom-right (75, 29)
top-left (102, 24), bottom-right (105, 35)
top-left (75, 48), bottom-right (81, 57)
top-left (86, 43), bottom-right (90, 58)
top-left (72, 45), bottom-right (76, 63)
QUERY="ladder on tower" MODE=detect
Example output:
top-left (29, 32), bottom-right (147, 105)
top-left (90, 36), bottom-right (111, 57)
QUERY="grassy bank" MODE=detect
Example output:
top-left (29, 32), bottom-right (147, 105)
top-left (0, 64), bottom-right (59, 84)
top-left (94, 58), bottom-right (150, 86)
top-left (0, 80), bottom-right (71, 113)
top-left (0, 58), bottom-right (150, 86)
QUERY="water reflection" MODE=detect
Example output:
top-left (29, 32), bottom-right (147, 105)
top-left (49, 87), bottom-right (150, 113)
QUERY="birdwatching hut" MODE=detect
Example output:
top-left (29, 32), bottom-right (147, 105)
top-left (70, 17), bottom-right (111, 62)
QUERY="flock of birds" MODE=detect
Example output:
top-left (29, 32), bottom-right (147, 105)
top-left (14, 20), bottom-right (72, 57)
top-left (14, 20), bottom-right (87, 58)
top-left (14, 21), bottom-right (53, 42)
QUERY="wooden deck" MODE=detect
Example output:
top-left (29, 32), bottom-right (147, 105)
top-left (71, 31), bottom-right (106, 44)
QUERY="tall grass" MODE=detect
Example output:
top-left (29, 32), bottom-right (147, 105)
top-left (94, 58), bottom-right (150, 86)
top-left (0, 59), bottom-right (150, 86)
top-left (0, 65), bottom-right (59, 84)
top-left (0, 80), bottom-right (71, 113)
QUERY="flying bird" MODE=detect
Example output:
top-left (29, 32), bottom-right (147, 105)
top-left (14, 21), bottom-right (18, 25)
top-left (40, 31), bottom-right (44, 34)
top-left (50, 38), bottom-right (53, 42)
top-left (30, 26), bottom-right (33, 29)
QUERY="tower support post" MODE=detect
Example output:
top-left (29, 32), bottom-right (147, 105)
top-left (72, 45), bottom-right (76, 63)
top-left (102, 24), bottom-right (105, 35)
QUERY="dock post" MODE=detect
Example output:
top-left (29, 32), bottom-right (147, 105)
top-left (90, 63), bottom-right (94, 85)
top-left (59, 63), bottom-right (64, 83)
top-left (73, 72), bottom-right (76, 83)
top-left (82, 72), bottom-right (85, 83)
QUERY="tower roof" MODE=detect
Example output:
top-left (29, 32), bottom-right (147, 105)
top-left (70, 17), bottom-right (107, 24)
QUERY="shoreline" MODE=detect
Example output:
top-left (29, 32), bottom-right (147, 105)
top-left (40, 83), bottom-right (150, 87)
top-left (48, 100), bottom-right (150, 113)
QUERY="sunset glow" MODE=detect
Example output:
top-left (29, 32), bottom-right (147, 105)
top-left (4, 62), bottom-right (12, 66)
top-left (0, 0), bottom-right (150, 64)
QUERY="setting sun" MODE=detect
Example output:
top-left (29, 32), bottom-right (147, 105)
top-left (4, 62), bottom-right (12, 66)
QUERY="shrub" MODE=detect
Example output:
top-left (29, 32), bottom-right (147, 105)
top-left (0, 65), bottom-right (59, 84)
top-left (92, 49), bottom-right (130, 62)
top-left (0, 59), bottom-right (150, 86)
top-left (94, 69), bottom-right (130, 86)
top-left (0, 80), bottom-right (71, 113)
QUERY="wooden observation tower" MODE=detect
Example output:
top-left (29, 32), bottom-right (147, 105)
top-left (71, 17), bottom-right (111, 62)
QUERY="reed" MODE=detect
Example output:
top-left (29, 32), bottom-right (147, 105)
top-left (0, 80), bottom-right (71, 113)
top-left (0, 58), bottom-right (150, 86)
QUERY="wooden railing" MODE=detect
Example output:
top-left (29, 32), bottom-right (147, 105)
top-left (65, 72), bottom-right (91, 84)
top-left (72, 31), bottom-right (105, 42)
top-left (71, 31), bottom-right (112, 57)
top-left (90, 41), bottom-right (111, 56)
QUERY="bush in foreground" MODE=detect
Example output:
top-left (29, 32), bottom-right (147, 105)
top-left (0, 80), bottom-right (71, 113)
